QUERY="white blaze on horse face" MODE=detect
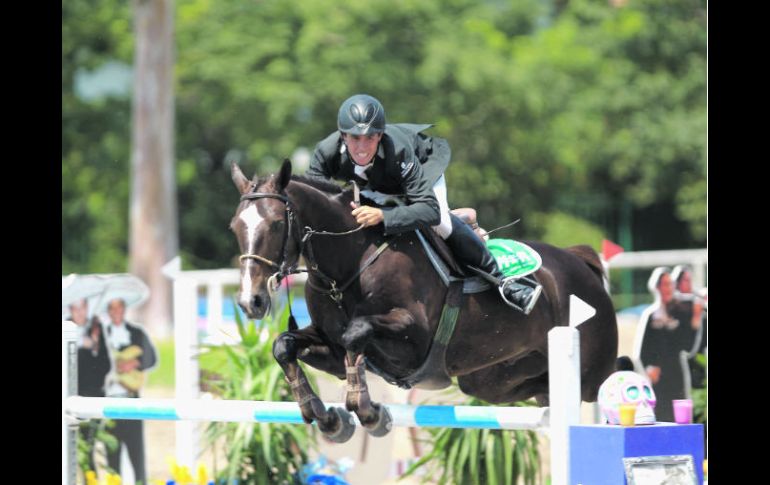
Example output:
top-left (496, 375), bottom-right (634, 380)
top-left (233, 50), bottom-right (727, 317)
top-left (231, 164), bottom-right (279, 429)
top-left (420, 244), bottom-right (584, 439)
top-left (239, 204), bottom-right (264, 305)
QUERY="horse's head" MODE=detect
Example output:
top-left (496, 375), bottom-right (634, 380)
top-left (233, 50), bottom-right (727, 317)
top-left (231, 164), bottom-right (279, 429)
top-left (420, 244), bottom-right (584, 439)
top-left (230, 159), bottom-right (298, 319)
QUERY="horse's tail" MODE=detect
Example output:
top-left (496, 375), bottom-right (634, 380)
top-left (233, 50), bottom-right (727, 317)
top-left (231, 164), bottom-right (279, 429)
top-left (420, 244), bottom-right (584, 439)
top-left (565, 244), bottom-right (606, 285)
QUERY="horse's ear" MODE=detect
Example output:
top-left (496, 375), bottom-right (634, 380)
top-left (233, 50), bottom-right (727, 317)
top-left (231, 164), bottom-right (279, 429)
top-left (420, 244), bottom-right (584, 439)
top-left (276, 158), bottom-right (292, 191)
top-left (231, 162), bottom-right (251, 195)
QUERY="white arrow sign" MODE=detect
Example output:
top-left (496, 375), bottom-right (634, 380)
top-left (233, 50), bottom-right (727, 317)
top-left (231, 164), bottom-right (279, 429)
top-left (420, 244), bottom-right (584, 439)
top-left (161, 255), bottom-right (181, 278)
top-left (569, 294), bottom-right (596, 327)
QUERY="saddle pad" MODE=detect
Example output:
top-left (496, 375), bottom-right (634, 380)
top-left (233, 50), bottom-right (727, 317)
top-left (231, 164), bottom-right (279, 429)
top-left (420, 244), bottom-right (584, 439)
top-left (487, 239), bottom-right (542, 278)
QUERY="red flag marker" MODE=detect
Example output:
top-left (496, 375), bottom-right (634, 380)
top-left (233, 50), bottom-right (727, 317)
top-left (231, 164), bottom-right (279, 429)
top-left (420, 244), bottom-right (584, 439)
top-left (602, 239), bottom-right (624, 262)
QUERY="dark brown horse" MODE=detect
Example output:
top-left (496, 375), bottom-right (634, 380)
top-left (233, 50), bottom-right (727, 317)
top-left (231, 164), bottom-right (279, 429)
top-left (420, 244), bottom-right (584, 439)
top-left (230, 160), bottom-right (618, 442)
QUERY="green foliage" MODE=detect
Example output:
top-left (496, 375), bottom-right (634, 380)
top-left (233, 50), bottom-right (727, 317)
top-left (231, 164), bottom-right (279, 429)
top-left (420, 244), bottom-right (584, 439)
top-left (691, 353), bottom-right (707, 424)
top-left (200, 302), bottom-right (315, 484)
top-left (63, 0), bottom-right (707, 273)
top-left (144, 338), bottom-right (175, 389)
top-left (77, 419), bottom-right (119, 476)
top-left (62, 0), bottom-right (133, 274)
top-left (400, 392), bottom-right (541, 485)
top-left (529, 211), bottom-right (605, 251)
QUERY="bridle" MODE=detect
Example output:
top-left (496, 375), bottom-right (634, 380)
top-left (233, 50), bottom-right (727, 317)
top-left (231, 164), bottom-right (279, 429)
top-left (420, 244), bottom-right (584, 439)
top-left (237, 184), bottom-right (389, 310)
top-left (238, 191), bottom-right (299, 293)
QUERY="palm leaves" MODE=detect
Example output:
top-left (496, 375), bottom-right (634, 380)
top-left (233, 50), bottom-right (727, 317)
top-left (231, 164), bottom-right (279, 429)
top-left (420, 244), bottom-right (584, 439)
top-left (200, 301), bottom-right (316, 484)
top-left (77, 419), bottom-right (119, 477)
top-left (400, 393), bottom-right (541, 485)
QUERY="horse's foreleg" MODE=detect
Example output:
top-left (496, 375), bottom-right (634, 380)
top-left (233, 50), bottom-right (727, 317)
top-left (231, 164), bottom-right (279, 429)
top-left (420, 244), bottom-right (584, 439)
top-left (341, 316), bottom-right (397, 437)
top-left (273, 327), bottom-right (356, 443)
top-left (344, 351), bottom-right (393, 437)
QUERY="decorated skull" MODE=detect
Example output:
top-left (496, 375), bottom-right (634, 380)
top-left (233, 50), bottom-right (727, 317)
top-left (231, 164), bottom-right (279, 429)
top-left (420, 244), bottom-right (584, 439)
top-left (598, 371), bottom-right (657, 425)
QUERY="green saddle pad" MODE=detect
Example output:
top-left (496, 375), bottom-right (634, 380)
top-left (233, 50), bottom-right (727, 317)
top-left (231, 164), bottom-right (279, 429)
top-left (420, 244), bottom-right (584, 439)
top-left (486, 238), bottom-right (542, 278)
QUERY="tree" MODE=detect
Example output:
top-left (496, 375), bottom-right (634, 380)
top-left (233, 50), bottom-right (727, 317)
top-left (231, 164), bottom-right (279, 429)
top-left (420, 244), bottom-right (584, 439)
top-left (128, 0), bottom-right (178, 338)
top-left (64, 0), bottom-right (706, 283)
top-left (62, 0), bottom-right (133, 274)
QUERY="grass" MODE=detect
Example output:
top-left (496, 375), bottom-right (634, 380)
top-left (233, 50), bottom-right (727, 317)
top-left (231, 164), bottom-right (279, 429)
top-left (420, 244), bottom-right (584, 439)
top-left (198, 347), bottom-right (229, 373)
top-left (143, 337), bottom-right (233, 391)
top-left (145, 338), bottom-right (175, 389)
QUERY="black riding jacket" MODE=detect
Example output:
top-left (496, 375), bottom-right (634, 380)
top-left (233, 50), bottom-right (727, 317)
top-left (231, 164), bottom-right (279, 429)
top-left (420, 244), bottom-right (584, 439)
top-left (307, 123), bottom-right (451, 235)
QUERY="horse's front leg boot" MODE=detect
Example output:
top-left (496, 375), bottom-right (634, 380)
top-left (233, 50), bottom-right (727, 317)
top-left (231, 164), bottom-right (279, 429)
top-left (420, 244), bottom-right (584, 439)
top-left (321, 406), bottom-right (356, 443)
top-left (363, 403), bottom-right (393, 437)
top-left (286, 374), bottom-right (326, 424)
top-left (344, 355), bottom-right (368, 412)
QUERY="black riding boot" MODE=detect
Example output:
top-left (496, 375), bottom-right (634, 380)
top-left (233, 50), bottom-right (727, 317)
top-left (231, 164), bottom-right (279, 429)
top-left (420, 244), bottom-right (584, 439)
top-left (444, 214), bottom-right (541, 315)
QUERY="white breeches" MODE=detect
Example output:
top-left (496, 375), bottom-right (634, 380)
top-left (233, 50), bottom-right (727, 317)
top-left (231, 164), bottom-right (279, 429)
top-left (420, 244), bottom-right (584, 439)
top-left (430, 175), bottom-right (452, 239)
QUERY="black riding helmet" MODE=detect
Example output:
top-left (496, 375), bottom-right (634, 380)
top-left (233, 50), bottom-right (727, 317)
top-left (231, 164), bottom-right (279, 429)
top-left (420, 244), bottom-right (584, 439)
top-left (337, 94), bottom-right (386, 135)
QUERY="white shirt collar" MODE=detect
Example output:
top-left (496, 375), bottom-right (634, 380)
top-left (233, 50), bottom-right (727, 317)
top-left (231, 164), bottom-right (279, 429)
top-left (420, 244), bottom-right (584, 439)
top-left (354, 163), bottom-right (372, 179)
top-left (106, 320), bottom-right (131, 349)
top-left (347, 144), bottom-right (383, 181)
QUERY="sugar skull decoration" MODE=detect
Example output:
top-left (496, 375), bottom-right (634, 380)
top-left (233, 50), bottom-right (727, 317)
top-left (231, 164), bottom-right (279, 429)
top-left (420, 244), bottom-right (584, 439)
top-left (598, 371), bottom-right (657, 425)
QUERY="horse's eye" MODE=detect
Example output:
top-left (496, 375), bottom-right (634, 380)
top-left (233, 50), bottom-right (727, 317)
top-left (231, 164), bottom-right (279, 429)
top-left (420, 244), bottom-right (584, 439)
top-left (270, 220), bottom-right (283, 231)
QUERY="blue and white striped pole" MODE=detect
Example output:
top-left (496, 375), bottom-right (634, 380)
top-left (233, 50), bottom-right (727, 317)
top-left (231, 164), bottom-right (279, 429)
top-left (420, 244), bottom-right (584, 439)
top-left (65, 396), bottom-right (550, 430)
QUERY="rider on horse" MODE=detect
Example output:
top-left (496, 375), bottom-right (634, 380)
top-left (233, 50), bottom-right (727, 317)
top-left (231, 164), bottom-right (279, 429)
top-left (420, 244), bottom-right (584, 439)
top-left (306, 93), bottom-right (541, 314)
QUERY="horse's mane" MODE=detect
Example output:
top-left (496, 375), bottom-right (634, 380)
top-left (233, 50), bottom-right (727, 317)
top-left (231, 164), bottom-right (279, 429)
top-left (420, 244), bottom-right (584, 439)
top-left (290, 175), bottom-right (385, 209)
top-left (250, 174), bottom-right (345, 195)
top-left (232, 174), bottom-right (347, 229)
top-left (290, 175), bottom-right (345, 195)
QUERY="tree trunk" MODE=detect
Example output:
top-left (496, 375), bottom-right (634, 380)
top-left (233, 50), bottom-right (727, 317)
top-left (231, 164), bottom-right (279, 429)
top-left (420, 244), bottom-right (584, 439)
top-left (129, 0), bottom-right (177, 339)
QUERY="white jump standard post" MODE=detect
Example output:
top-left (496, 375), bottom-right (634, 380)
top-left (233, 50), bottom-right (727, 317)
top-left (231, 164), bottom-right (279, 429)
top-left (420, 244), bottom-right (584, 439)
top-left (62, 321), bottom-right (79, 485)
top-left (172, 276), bottom-right (199, 470)
top-left (548, 326), bottom-right (581, 485)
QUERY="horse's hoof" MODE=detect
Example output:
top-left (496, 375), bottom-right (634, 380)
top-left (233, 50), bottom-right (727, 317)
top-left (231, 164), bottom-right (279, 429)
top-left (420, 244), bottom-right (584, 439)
top-left (363, 404), bottom-right (393, 437)
top-left (322, 407), bottom-right (356, 443)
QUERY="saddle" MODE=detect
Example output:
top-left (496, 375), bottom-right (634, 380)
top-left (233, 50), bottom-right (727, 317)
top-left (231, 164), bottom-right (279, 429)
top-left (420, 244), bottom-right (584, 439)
top-left (363, 204), bottom-right (544, 390)
top-left (417, 208), bottom-right (542, 293)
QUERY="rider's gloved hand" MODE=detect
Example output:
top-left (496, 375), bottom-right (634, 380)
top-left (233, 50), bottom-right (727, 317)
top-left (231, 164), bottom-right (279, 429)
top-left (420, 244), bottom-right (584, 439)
top-left (351, 203), bottom-right (384, 227)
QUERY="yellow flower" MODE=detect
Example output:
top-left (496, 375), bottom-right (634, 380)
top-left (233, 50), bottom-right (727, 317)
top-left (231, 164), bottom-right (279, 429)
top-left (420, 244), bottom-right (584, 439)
top-left (85, 470), bottom-right (98, 485)
top-left (171, 462), bottom-right (185, 481)
top-left (197, 463), bottom-right (209, 485)
top-left (106, 473), bottom-right (122, 485)
top-left (167, 455), bottom-right (180, 477)
top-left (179, 466), bottom-right (194, 484)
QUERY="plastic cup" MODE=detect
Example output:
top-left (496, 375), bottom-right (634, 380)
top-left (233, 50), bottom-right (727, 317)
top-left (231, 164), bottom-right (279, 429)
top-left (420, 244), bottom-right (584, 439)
top-left (619, 403), bottom-right (637, 426)
top-left (673, 399), bottom-right (693, 424)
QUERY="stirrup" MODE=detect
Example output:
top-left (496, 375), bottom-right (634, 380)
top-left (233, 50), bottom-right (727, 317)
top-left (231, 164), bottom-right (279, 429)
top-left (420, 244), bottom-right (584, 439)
top-left (499, 276), bottom-right (543, 315)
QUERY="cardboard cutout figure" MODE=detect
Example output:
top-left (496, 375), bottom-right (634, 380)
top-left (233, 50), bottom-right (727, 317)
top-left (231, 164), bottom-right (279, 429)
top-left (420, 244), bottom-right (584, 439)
top-left (671, 265), bottom-right (707, 395)
top-left (632, 266), bottom-right (703, 422)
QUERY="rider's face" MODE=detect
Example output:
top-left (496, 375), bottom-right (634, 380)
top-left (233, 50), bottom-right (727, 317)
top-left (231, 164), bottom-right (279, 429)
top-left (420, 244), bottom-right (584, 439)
top-left (343, 132), bottom-right (382, 166)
